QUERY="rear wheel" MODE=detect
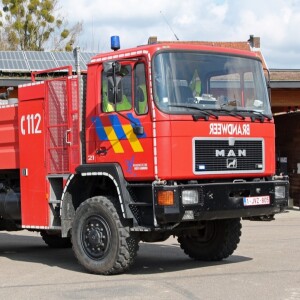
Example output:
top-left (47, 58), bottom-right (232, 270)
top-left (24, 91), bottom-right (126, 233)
top-left (178, 218), bottom-right (241, 261)
top-left (71, 196), bottom-right (139, 275)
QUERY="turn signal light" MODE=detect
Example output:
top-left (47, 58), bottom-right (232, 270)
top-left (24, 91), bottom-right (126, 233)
top-left (157, 190), bottom-right (174, 206)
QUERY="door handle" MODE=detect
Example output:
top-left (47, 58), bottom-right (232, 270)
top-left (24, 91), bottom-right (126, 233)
top-left (96, 147), bottom-right (107, 155)
top-left (65, 129), bottom-right (72, 145)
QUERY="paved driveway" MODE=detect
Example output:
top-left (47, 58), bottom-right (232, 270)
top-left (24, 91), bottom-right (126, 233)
top-left (0, 209), bottom-right (299, 300)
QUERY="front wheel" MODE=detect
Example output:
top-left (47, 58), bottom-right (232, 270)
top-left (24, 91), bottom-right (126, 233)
top-left (178, 218), bottom-right (241, 261)
top-left (71, 196), bottom-right (138, 275)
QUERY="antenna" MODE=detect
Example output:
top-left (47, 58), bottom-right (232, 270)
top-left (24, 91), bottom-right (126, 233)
top-left (160, 11), bottom-right (179, 41)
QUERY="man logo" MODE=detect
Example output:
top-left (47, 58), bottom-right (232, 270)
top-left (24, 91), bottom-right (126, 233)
top-left (227, 158), bottom-right (237, 168)
top-left (215, 149), bottom-right (246, 157)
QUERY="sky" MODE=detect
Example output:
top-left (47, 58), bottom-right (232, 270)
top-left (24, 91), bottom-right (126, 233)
top-left (60, 0), bottom-right (300, 69)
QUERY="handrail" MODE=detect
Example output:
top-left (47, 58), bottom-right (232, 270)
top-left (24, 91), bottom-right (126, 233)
top-left (31, 65), bottom-right (73, 82)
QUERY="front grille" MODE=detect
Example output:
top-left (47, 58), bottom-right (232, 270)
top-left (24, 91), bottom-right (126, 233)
top-left (193, 138), bottom-right (264, 174)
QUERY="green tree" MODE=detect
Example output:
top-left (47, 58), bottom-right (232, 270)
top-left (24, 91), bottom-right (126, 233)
top-left (0, 0), bottom-right (82, 51)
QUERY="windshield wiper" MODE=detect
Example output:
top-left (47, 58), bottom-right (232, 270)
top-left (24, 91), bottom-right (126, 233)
top-left (167, 104), bottom-right (218, 120)
top-left (211, 106), bottom-right (245, 120)
top-left (242, 110), bottom-right (273, 122)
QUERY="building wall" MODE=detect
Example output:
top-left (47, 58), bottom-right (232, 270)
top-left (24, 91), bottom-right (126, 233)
top-left (271, 89), bottom-right (300, 113)
top-left (275, 113), bottom-right (300, 206)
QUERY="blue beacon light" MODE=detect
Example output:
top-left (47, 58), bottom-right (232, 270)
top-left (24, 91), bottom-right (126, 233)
top-left (111, 36), bottom-right (120, 51)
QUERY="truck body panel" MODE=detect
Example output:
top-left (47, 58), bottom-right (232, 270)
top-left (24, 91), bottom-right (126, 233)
top-left (0, 105), bottom-right (19, 169)
top-left (19, 97), bottom-right (47, 226)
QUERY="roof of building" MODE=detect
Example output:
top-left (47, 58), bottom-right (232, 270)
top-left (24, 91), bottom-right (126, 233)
top-left (270, 69), bottom-right (300, 81)
top-left (269, 69), bottom-right (300, 88)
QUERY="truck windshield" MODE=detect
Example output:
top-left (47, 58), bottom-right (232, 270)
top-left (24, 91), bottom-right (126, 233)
top-left (153, 51), bottom-right (271, 117)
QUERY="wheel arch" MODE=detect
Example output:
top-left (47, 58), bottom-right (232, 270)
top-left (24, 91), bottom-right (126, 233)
top-left (60, 163), bottom-right (134, 237)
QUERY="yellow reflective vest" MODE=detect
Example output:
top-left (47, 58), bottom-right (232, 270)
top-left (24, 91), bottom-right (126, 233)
top-left (102, 79), bottom-right (131, 112)
top-left (137, 84), bottom-right (147, 114)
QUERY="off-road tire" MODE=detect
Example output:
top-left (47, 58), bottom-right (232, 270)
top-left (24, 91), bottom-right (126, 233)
top-left (71, 196), bottom-right (139, 275)
top-left (178, 218), bottom-right (241, 261)
top-left (41, 231), bottom-right (72, 248)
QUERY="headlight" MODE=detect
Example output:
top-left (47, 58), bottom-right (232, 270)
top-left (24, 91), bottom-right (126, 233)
top-left (275, 186), bottom-right (286, 199)
top-left (182, 190), bottom-right (198, 205)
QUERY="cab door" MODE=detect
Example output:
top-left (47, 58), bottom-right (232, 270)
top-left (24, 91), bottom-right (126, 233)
top-left (91, 60), bottom-right (154, 180)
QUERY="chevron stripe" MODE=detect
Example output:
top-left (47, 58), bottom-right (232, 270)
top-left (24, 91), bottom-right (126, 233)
top-left (92, 114), bottom-right (145, 153)
top-left (108, 114), bottom-right (126, 139)
top-left (104, 126), bottom-right (124, 153)
top-left (122, 124), bottom-right (143, 152)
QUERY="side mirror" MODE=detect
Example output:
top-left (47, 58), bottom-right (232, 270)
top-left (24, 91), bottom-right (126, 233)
top-left (103, 61), bottom-right (121, 76)
top-left (107, 76), bottom-right (123, 104)
top-left (104, 60), bottom-right (129, 108)
top-left (103, 61), bottom-right (129, 77)
top-left (133, 126), bottom-right (144, 136)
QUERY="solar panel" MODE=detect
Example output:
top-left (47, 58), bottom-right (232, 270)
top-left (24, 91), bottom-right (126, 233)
top-left (52, 52), bottom-right (75, 69)
top-left (80, 52), bottom-right (95, 63)
top-left (28, 60), bottom-right (57, 70)
top-left (0, 51), bottom-right (28, 70)
top-left (25, 51), bottom-right (57, 70)
top-left (79, 53), bottom-right (95, 70)
top-left (0, 51), bottom-right (24, 60)
top-left (0, 60), bottom-right (28, 70)
top-left (52, 51), bottom-right (73, 61)
top-left (25, 51), bottom-right (54, 60)
top-left (0, 61), bottom-right (27, 71)
top-left (79, 62), bottom-right (87, 70)
top-left (0, 51), bottom-right (98, 72)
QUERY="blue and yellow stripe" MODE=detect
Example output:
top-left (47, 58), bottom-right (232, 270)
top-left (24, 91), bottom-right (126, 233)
top-left (92, 113), bottom-right (146, 153)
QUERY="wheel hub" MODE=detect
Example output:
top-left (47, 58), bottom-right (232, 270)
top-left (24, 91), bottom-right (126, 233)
top-left (82, 216), bottom-right (111, 259)
top-left (88, 227), bottom-right (104, 247)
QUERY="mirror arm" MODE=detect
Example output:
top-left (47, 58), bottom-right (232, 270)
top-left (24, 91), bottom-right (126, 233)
top-left (112, 62), bottom-right (118, 107)
top-left (114, 111), bottom-right (144, 135)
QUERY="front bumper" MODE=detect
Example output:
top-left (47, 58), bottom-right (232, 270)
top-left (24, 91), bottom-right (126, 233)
top-left (154, 178), bottom-right (289, 224)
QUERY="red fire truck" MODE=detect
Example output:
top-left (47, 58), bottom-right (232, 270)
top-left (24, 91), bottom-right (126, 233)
top-left (0, 37), bottom-right (288, 274)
